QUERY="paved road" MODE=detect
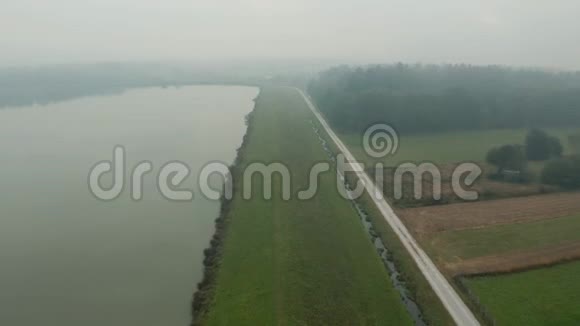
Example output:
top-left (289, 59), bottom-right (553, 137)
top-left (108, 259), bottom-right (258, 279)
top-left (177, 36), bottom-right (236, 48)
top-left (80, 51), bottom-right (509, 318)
top-left (297, 89), bottom-right (480, 326)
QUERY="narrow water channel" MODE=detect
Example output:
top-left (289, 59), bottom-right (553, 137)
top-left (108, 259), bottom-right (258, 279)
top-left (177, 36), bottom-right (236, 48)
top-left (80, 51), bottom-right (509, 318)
top-left (311, 121), bottom-right (427, 325)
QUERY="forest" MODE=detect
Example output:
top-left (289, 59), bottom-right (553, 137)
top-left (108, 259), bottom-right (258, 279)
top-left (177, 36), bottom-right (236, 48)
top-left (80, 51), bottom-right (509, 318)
top-left (308, 64), bottom-right (580, 134)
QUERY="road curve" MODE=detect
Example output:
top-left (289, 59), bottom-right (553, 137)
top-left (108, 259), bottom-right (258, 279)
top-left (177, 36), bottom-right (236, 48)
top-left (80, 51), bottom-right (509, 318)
top-left (297, 88), bottom-right (480, 326)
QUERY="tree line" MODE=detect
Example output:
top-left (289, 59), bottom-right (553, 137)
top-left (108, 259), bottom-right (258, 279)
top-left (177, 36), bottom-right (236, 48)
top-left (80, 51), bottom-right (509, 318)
top-left (308, 64), bottom-right (580, 134)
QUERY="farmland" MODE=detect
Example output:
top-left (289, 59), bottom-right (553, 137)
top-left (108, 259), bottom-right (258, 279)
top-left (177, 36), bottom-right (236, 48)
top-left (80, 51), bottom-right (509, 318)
top-left (395, 192), bottom-right (580, 271)
top-left (340, 128), bottom-right (577, 168)
top-left (340, 127), bottom-right (578, 208)
top-left (310, 63), bottom-right (580, 325)
top-left (337, 124), bottom-right (580, 324)
top-left (394, 192), bottom-right (580, 324)
top-left (399, 192), bottom-right (580, 236)
top-left (466, 261), bottom-right (580, 325)
top-left (196, 87), bottom-right (413, 325)
top-left (430, 213), bottom-right (580, 262)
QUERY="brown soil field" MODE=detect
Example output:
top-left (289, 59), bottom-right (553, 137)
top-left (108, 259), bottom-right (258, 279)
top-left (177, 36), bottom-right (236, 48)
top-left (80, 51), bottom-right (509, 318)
top-left (445, 241), bottom-right (580, 277)
top-left (398, 192), bottom-right (580, 236)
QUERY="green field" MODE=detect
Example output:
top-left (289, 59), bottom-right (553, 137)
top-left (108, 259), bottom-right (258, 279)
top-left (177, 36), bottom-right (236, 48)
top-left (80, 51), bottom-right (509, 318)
top-left (340, 128), bottom-right (578, 168)
top-left (431, 214), bottom-right (580, 261)
top-left (200, 87), bottom-right (412, 325)
top-left (430, 214), bottom-right (580, 324)
top-left (466, 261), bottom-right (580, 325)
top-left (340, 124), bottom-right (580, 325)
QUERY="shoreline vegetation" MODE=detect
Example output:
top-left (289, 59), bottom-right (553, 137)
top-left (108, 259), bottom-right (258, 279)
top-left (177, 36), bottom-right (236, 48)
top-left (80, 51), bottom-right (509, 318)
top-left (193, 87), bottom-right (413, 325)
top-left (191, 93), bottom-right (259, 325)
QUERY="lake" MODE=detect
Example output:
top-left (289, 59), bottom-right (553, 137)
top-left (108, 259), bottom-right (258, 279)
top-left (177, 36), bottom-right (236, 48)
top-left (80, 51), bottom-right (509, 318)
top-left (0, 85), bottom-right (258, 326)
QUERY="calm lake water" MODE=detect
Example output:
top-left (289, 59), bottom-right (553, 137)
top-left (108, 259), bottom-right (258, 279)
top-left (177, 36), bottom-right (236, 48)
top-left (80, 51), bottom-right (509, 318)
top-left (0, 85), bottom-right (258, 326)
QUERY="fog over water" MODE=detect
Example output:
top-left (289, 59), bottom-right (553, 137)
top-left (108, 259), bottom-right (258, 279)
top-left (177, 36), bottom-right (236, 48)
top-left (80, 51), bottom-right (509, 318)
top-left (0, 85), bottom-right (258, 326)
top-left (1, 0), bottom-right (579, 69)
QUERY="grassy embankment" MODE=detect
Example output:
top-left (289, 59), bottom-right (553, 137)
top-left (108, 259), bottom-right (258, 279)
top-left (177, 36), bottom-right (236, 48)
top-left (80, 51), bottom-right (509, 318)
top-left (348, 187), bottom-right (457, 326)
top-left (196, 87), bottom-right (412, 325)
top-left (312, 115), bottom-right (456, 325)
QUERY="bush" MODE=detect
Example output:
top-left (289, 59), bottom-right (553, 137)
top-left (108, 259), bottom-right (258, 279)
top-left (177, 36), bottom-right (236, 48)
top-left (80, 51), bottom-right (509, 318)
top-left (525, 129), bottom-right (563, 161)
top-left (569, 133), bottom-right (580, 154)
top-left (486, 144), bottom-right (527, 175)
top-left (541, 156), bottom-right (580, 189)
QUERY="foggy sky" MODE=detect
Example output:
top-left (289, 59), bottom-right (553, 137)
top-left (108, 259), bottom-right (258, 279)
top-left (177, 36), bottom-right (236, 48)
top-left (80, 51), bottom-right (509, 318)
top-left (1, 0), bottom-right (579, 69)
